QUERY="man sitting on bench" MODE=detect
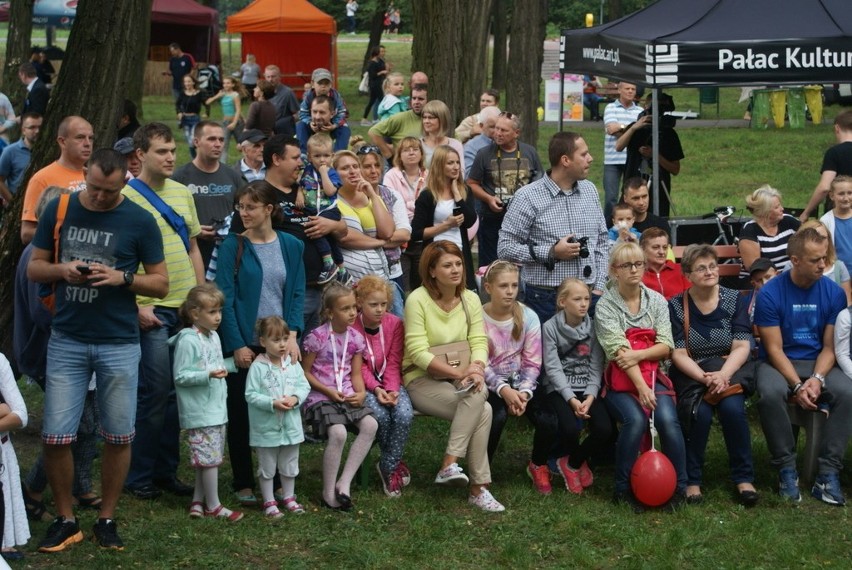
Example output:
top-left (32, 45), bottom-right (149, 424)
top-left (754, 227), bottom-right (851, 506)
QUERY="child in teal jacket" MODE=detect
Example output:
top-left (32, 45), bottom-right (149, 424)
top-left (245, 316), bottom-right (311, 518)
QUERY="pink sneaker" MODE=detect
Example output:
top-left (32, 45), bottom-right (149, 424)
top-left (396, 461), bottom-right (411, 487)
top-left (578, 461), bottom-right (594, 488)
top-left (377, 463), bottom-right (402, 498)
top-left (526, 461), bottom-right (552, 495)
top-left (555, 456), bottom-right (583, 494)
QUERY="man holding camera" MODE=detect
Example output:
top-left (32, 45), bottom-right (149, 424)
top-left (615, 93), bottom-right (683, 218)
top-left (467, 111), bottom-right (543, 267)
top-left (498, 131), bottom-right (609, 324)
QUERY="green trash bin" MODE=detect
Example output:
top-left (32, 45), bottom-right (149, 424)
top-left (787, 88), bottom-right (805, 129)
top-left (699, 87), bottom-right (718, 103)
top-left (751, 89), bottom-right (771, 129)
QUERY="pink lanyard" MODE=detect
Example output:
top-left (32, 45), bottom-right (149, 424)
top-left (360, 316), bottom-right (387, 381)
top-left (330, 328), bottom-right (350, 393)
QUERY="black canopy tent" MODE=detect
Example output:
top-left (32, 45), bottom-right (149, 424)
top-left (559, 0), bottom-right (852, 215)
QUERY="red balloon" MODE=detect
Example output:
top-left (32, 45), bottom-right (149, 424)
top-left (631, 449), bottom-right (677, 507)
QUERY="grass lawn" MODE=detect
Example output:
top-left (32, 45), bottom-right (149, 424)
top-left (12, 380), bottom-right (852, 568)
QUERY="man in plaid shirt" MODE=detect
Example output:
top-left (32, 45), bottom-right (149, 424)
top-left (498, 131), bottom-right (609, 323)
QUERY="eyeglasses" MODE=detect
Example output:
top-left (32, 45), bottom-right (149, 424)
top-left (690, 263), bottom-right (718, 275)
top-left (615, 261), bottom-right (645, 271)
top-left (421, 114), bottom-right (437, 120)
top-left (235, 202), bottom-right (264, 212)
top-left (356, 145), bottom-right (381, 156)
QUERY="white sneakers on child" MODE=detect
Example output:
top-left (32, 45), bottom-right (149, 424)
top-left (434, 463), bottom-right (469, 487)
top-left (468, 488), bottom-right (505, 513)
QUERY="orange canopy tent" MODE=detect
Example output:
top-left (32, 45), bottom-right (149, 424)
top-left (227, 0), bottom-right (338, 95)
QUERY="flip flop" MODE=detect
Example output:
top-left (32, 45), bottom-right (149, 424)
top-left (234, 492), bottom-right (258, 507)
top-left (74, 494), bottom-right (103, 509)
top-left (22, 484), bottom-right (53, 522)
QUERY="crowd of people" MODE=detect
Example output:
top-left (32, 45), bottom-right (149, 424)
top-left (0, 51), bottom-right (850, 561)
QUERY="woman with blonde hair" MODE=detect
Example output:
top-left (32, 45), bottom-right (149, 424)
top-left (410, 145), bottom-right (477, 290)
top-left (420, 100), bottom-right (465, 170)
top-left (739, 185), bottom-right (800, 273)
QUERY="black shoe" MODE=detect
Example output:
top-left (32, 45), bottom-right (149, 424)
top-left (737, 489), bottom-right (759, 507)
top-left (38, 516), bottom-right (84, 553)
top-left (154, 477), bottom-right (194, 497)
top-left (320, 498), bottom-right (351, 512)
top-left (335, 491), bottom-right (353, 510)
top-left (613, 490), bottom-right (645, 514)
top-left (1, 549), bottom-right (25, 561)
top-left (664, 491), bottom-right (687, 513)
top-left (125, 483), bottom-right (162, 500)
top-left (91, 518), bottom-right (125, 550)
top-left (686, 493), bottom-right (704, 505)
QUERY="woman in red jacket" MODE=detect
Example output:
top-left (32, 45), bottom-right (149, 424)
top-left (640, 227), bottom-right (690, 300)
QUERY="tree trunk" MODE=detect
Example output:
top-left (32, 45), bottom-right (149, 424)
top-left (0, 0), bottom-right (152, 363)
top-left (1, 0), bottom-right (34, 110)
top-left (491, 0), bottom-right (508, 91)
top-left (411, 0), bottom-right (494, 128)
top-left (125, 3), bottom-right (153, 120)
top-left (506, 0), bottom-right (548, 146)
top-left (362, 9), bottom-right (386, 73)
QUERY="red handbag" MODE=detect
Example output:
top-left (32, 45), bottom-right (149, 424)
top-left (605, 327), bottom-right (660, 394)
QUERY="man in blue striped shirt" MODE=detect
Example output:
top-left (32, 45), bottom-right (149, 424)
top-left (602, 82), bottom-right (642, 222)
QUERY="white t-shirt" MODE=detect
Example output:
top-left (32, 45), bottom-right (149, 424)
top-left (432, 198), bottom-right (462, 249)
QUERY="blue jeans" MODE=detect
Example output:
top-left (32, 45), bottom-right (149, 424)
top-left (686, 395), bottom-right (754, 486)
top-left (389, 278), bottom-right (405, 319)
top-left (603, 163), bottom-right (626, 222)
top-left (477, 214), bottom-right (502, 268)
top-left (126, 307), bottom-right (181, 489)
top-left (43, 330), bottom-right (140, 444)
top-left (605, 384), bottom-right (687, 493)
top-left (181, 115), bottom-right (200, 159)
top-left (296, 121), bottom-right (352, 153)
top-left (364, 387), bottom-right (414, 475)
top-left (302, 286), bottom-right (323, 341)
top-left (523, 284), bottom-right (601, 325)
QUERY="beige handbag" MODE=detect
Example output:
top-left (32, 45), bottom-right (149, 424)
top-left (427, 296), bottom-right (472, 380)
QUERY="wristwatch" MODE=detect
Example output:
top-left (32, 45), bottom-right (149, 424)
top-left (122, 270), bottom-right (135, 288)
top-left (811, 373), bottom-right (826, 388)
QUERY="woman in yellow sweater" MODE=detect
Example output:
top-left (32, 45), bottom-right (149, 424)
top-left (402, 241), bottom-right (503, 512)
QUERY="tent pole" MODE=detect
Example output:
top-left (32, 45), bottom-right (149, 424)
top-left (652, 87), bottom-right (660, 217)
top-left (558, 70), bottom-right (565, 132)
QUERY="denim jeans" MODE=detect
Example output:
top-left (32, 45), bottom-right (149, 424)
top-left (605, 384), bottom-right (687, 493)
top-left (302, 286), bottom-right (323, 341)
top-left (389, 279), bottom-right (405, 319)
top-left (477, 214), bottom-right (502, 269)
top-left (44, 330), bottom-right (140, 444)
top-left (686, 395), bottom-right (754, 485)
top-left (126, 307), bottom-right (182, 489)
top-left (603, 163), bottom-right (626, 222)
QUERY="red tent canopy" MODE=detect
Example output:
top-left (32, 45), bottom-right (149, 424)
top-left (227, 0), bottom-right (337, 92)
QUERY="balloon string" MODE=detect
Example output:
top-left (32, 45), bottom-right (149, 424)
top-left (649, 409), bottom-right (658, 451)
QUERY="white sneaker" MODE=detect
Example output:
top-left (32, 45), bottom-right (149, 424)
top-left (468, 488), bottom-right (505, 513)
top-left (434, 463), bottom-right (469, 487)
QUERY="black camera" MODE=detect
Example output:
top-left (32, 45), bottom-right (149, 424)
top-left (568, 236), bottom-right (590, 258)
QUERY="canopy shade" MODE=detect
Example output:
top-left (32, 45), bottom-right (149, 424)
top-left (560, 0), bottom-right (852, 87)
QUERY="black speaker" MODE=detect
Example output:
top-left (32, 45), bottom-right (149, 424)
top-left (669, 215), bottom-right (749, 246)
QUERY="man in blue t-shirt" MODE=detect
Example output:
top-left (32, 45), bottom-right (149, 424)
top-left (754, 227), bottom-right (851, 506)
top-left (166, 43), bottom-right (195, 102)
top-left (28, 148), bottom-right (168, 551)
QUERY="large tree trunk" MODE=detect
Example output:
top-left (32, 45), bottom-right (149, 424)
top-left (506, 0), bottom-right (548, 146)
top-left (125, 8), bottom-right (152, 119)
top-left (2, 0), bottom-right (34, 110)
top-left (490, 0), bottom-right (508, 91)
top-left (362, 9), bottom-right (386, 73)
top-left (0, 0), bottom-right (152, 363)
top-left (411, 0), bottom-right (495, 126)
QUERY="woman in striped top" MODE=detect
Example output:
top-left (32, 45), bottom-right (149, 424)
top-left (739, 185), bottom-right (800, 275)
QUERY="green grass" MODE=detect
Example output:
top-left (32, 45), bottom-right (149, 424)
top-left (13, 380), bottom-right (851, 568)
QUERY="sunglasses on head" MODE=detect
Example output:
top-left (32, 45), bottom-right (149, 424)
top-left (356, 145), bottom-right (381, 156)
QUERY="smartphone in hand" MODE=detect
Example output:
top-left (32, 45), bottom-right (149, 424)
top-left (76, 265), bottom-right (92, 274)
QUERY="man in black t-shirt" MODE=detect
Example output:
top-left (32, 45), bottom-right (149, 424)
top-left (800, 109), bottom-right (852, 221)
top-left (622, 177), bottom-right (671, 236)
top-left (172, 120), bottom-right (244, 270)
top-left (227, 135), bottom-right (347, 336)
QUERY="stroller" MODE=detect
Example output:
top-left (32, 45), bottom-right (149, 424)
top-left (197, 64), bottom-right (222, 115)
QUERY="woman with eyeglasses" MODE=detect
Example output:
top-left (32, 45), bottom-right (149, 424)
top-left (640, 227), bottom-right (690, 300)
top-left (214, 180), bottom-right (306, 508)
top-left (420, 100), bottom-right (465, 171)
top-left (411, 145), bottom-right (477, 291)
top-left (668, 244), bottom-right (758, 507)
top-left (595, 241), bottom-right (687, 512)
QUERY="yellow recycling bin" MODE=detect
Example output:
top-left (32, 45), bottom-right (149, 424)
top-left (804, 85), bottom-right (824, 125)
top-left (769, 89), bottom-right (787, 128)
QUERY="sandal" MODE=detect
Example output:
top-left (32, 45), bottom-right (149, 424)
top-left (74, 493), bottom-right (103, 510)
top-left (234, 491), bottom-right (258, 507)
top-left (22, 484), bottom-right (53, 523)
top-left (205, 504), bottom-right (244, 522)
top-left (188, 501), bottom-right (205, 518)
top-left (282, 495), bottom-right (305, 515)
top-left (263, 500), bottom-right (283, 519)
